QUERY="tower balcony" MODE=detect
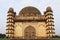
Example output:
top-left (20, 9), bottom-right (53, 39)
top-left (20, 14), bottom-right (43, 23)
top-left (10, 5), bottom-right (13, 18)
top-left (6, 32), bottom-right (14, 34)
top-left (46, 17), bottom-right (54, 20)
top-left (47, 32), bottom-right (55, 34)
top-left (7, 21), bottom-right (14, 23)
top-left (46, 24), bottom-right (54, 26)
top-left (6, 28), bottom-right (14, 30)
top-left (7, 18), bottom-right (14, 20)
top-left (7, 14), bottom-right (15, 17)
top-left (6, 25), bottom-right (14, 27)
top-left (45, 13), bottom-right (53, 17)
top-left (46, 28), bottom-right (55, 30)
top-left (46, 20), bottom-right (54, 23)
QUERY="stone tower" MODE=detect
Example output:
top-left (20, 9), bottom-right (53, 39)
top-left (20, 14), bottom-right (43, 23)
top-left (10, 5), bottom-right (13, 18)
top-left (44, 7), bottom-right (55, 37)
top-left (6, 6), bottom-right (55, 39)
top-left (6, 8), bottom-right (16, 38)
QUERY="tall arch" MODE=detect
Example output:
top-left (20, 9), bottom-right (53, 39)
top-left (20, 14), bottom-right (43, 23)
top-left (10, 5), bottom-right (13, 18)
top-left (24, 26), bottom-right (36, 39)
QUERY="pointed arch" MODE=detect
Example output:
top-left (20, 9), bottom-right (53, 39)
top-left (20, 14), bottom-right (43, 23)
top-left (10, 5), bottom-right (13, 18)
top-left (24, 26), bottom-right (36, 39)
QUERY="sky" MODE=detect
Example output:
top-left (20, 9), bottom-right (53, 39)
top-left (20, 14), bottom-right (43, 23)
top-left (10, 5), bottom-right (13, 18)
top-left (0, 0), bottom-right (60, 35)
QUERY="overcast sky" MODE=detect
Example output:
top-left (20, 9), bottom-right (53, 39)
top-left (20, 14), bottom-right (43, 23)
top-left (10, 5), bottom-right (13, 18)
top-left (0, 0), bottom-right (60, 35)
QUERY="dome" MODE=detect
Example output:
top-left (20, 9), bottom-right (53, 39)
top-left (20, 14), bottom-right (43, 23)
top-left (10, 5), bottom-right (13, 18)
top-left (9, 7), bottom-right (14, 12)
top-left (46, 6), bottom-right (52, 11)
top-left (19, 6), bottom-right (41, 16)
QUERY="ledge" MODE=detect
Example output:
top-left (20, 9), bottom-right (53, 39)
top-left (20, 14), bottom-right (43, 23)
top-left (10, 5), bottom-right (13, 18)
top-left (15, 20), bottom-right (46, 22)
top-left (6, 25), bottom-right (14, 27)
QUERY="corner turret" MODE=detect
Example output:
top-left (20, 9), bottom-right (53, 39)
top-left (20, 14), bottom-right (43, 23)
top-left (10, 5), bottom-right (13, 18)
top-left (44, 6), bottom-right (55, 37)
top-left (6, 7), bottom-right (15, 38)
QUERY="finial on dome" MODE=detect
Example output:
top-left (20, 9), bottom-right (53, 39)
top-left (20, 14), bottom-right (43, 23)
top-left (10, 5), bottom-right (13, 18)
top-left (46, 6), bottom-right (52, 11)
top-left (8, 7), bottom-right (14, 12)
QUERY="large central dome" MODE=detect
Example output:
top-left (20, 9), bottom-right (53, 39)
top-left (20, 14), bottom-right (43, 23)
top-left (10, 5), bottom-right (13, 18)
top-left (19, 6), bottom-right (41, 16)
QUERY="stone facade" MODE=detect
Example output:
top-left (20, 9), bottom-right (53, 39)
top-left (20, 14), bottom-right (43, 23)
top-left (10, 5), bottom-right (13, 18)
top-left (6, 6), bottom-right (55, 39)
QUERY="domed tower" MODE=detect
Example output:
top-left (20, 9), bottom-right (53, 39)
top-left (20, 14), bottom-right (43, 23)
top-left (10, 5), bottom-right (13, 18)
top-left (44, 6), bottom-right (55, 37)
top-left (6, 7), bottom-right (16, 38)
